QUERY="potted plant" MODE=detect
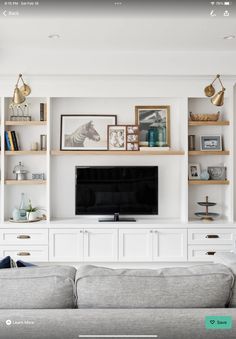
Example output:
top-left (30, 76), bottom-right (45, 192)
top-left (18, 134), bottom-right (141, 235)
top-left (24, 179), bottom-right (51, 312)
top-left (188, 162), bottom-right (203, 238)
top-left (26, 200), bottom-right (41, 221)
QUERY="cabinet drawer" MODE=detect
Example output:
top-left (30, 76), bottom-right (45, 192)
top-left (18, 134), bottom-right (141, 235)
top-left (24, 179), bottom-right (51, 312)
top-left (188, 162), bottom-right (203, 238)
top-left (0, 229), bottom-right (48, 245)
top-left (0, 246), bottom-right (48, 262)
top-left (188, 245), bottom-right (233, 261)
top-left (188, 229), bottom-right (235, 245)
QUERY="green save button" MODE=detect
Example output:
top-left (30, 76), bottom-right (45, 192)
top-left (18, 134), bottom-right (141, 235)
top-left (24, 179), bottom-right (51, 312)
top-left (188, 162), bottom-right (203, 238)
top-left (205, 316), bottom-right (232, 330)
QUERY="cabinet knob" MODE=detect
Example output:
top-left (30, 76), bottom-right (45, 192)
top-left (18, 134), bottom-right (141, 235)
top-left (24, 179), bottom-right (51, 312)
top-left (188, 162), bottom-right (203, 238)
top-left (80, 230), bottom-right (83, 233)
top-left (84, 230), bottom-right (88, 233)
top-left (205, 235), bottom-right (219, 239)
top-left (17, 252), bottom-right (31, 256)
top-left (150, 230), bottom-right (153, 233)
top-left (17, 235), bottom-right (31, 239)
top-left (205, 251), bottom-right (216, 256)
top-left (154, 230), bottom-right (158, 234)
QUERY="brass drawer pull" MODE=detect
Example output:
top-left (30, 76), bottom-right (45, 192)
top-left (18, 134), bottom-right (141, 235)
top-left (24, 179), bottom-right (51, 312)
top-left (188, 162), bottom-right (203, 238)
top-left (17, 252), bottom-right (31, 256)
top-left (17, 235), bottom-right (31, 239)
top-left (205, 251), bottom-right (216, 256)
top-left (205, 235), bottom-right (219, 239)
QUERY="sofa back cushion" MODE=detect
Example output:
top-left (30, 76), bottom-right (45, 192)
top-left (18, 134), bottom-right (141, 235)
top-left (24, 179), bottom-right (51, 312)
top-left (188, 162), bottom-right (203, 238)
top-left (214, 253), bottom-right (236, 307)
top-left (76, 264), bottom-right (233, 309)
top-left (0, 266), bottom-right (76, 309)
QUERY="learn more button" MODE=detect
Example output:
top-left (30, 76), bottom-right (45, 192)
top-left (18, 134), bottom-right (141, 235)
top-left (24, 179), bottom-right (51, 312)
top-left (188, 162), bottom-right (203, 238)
top-left (205, 316), bottom-right (232, 330)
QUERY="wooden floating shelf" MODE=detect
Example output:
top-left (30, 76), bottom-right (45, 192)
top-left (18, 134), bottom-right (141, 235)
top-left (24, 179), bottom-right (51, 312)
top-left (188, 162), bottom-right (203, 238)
top-left (5, 180), bottom-right (47, 185)
top-left (189, 150), bottom-right (230, 156)
top-left (51, 150), bottom-right (185, 156)
top-left (5, 151), bottom-right (47, 155)
top-left (5, 121), bottom-right (47, 126)
top-left (188, 121), bottom-right (230, 126)
top-left (189, 180), bottom-right (230, 185)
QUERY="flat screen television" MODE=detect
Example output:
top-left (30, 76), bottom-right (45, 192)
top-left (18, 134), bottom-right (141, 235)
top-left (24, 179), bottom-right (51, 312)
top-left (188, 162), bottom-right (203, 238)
top-left (75, 166), bottom-right (158, 222)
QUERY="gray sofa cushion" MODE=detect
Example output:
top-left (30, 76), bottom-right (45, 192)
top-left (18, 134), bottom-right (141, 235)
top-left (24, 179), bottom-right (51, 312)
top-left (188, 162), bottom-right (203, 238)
top-left (0, 266), bottom-right (76, 309)
top-left (76, 264), bottom-right (234, 309)
top-left (214, 252), bottom-right (236, 307)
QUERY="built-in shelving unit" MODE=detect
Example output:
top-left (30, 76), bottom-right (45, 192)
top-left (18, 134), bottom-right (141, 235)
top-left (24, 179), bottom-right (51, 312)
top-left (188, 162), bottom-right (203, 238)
top-left (4, 180), bottom-right (47, 185)
top-left (188, 97), bottom-right (233, 223)
top-left (188, 180), bottom-right (230, 185)
top-left (5, 121), bottom-right (47, 126)
top-left (5, 151), bottom-right (47, 156)
top-left (188, 150), bottom-right (230, 156)
top-left (188, 121), bottom-right (230, 126)
top-left (51, 150), bottom-right (185, 156)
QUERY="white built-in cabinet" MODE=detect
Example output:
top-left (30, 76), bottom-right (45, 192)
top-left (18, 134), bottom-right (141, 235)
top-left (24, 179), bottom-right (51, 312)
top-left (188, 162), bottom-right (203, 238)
top-left (119, 229), bottom-right (187, 262)
top-left (49, 228), bottom-right (118, 262)
top-left (50, 228), bottom-right (187, 262)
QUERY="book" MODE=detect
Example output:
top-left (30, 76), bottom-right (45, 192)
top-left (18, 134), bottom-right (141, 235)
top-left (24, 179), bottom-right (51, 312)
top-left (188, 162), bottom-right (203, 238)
top-left (11, 131), bottom-right (19, 151)
top-left (5, 131), bottom-right (11, 151)
top-left (140, 146), bottom-right (170, 151)
top-left (8, 131), bottom-right (14, 151)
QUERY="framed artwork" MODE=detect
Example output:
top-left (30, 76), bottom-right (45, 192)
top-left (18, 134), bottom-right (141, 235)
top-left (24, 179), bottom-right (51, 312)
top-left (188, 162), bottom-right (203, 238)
top-left (126, 125), bottom-right (139, 151)
top-left (200, 135), bottom-right (222, 151)
top-left (107, 125), bottom-right (127, 151)
top-left (135, 106), bottom-right (170, 146)
top-left (208, 167), bottom-right (227, 180)
top-left (188, 163), bottom-right (201, 180)
top-left (60, 115), bottom-right (117, 150)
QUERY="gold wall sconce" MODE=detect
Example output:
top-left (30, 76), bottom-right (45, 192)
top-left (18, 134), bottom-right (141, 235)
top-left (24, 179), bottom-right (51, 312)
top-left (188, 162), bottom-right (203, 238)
top-left (12, 74), bottom-right (31, 105)
top-left (204, 74), bottom-right (225, 107)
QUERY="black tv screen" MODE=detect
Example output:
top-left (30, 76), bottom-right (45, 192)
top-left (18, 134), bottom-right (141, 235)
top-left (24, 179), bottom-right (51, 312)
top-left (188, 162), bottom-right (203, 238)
top-left (75, 166), bottom-right (158, 215)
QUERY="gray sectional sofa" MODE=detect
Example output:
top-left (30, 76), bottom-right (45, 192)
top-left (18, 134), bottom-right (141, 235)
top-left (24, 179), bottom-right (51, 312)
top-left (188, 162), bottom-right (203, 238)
top-left (0, 253), bottom-right (236, 339)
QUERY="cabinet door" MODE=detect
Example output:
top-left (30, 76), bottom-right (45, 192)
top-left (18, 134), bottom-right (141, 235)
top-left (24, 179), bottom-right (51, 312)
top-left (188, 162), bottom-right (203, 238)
top-left (119, 229), bottom-right (153, 262)
top-left (153, 229), bottom-right (187, 261)
top-left (49, 229), bottom-right (83, 262)
top-left (83, 229), bottom-right (118, 262)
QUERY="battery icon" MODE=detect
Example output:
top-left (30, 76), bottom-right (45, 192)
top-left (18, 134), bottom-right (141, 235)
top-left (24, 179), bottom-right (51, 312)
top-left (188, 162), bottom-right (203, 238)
top-left (224, 2), bottom-right (230, 5)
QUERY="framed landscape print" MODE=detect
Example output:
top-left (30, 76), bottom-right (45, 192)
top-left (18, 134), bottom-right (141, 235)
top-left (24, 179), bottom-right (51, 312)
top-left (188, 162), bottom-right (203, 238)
top-left (135, 106), bottom-right (170, 146)
top-left (60, 115), bottom-right (117, 150)
top-left (107, 125), bottom-right (127, 151)
top-left (200, 135), bottom-right (222, 151)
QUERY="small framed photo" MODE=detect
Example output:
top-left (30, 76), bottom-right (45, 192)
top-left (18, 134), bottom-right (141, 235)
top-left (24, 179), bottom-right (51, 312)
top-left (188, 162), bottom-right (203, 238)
top-left (208, 166), bottom-right (227, 180)
top-left (189, 163), bottom-right (201, 180)
top-left (200, 135), bottom-right (222, 151)
top-left (126, 125), bottom-right (139, 151)
top-left (127, 142), bottom-right (139, 151)
top-left (108, 125), bottom-right (127, 151)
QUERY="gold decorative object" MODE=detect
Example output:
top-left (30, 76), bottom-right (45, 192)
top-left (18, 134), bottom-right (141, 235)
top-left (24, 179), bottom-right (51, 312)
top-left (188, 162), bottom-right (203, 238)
top-left (12, 74), bottom-right (31, 105)
top-left (204, 74), bottom-right (225, 107)
top-left (189, 112), bottom-right (220, 121)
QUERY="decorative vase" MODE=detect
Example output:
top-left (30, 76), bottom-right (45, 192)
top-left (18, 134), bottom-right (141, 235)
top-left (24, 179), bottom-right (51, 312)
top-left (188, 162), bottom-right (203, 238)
top-left (19, 193), bottom-right (27, 220)
top-left (12, 208), bottom-right (20, 221)
top-left (148, 127), bottom-right (157, 147)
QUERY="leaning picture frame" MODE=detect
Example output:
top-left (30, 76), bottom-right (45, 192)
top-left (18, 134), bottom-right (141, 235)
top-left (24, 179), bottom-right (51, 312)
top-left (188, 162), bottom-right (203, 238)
top-left (107, 125), bottom-right (127, 151)
top-left (188, 163), bottom-right (201, 180)
top-left (135, 106), bottom-right (170, 147)
top-left (60, 115), bottom-right (117, 150)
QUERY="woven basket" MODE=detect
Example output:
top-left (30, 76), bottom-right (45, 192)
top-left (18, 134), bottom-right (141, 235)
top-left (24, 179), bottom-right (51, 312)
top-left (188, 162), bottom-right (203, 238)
top-left (190, 112), bottom-right (220, 121)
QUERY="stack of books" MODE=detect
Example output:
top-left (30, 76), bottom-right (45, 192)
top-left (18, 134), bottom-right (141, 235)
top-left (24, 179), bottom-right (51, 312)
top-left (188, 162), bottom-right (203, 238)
top-left (5, 131), bottom-right (20, 151)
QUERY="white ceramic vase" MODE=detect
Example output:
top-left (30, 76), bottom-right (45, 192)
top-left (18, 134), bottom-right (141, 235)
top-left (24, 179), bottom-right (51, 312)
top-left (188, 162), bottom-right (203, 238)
top-left (26, 211), bottom-right (38, 221)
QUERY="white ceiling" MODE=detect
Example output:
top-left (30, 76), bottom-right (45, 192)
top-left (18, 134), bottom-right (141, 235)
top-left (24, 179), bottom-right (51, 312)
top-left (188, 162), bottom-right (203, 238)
top-left (0, 17), bottom-right (236, 52)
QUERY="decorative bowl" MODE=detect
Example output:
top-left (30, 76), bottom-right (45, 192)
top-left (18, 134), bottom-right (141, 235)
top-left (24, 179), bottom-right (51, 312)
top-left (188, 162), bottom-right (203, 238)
top-left (189, 112), bottom-right (220, 121)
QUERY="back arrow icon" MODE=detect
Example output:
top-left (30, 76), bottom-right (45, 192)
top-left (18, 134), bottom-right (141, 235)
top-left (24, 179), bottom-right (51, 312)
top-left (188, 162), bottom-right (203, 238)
top-left (3, 10), bottom-right (7, 16)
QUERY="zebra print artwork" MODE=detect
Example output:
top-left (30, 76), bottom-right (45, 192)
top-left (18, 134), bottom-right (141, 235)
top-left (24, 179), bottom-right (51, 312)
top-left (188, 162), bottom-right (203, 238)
top-left (60, 115), bottom-right (117, 150)
top-left (64, 121), bottom-right (100, 147)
